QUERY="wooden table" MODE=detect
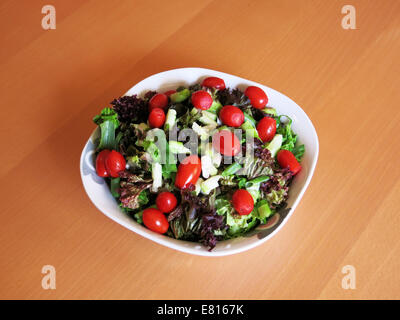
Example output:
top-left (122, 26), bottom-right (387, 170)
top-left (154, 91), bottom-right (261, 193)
top-left (1, 0), bottom-right (399, 300)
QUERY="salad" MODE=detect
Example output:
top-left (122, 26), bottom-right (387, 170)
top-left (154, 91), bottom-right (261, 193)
top-left (92, 76), bottom-right (305, 250)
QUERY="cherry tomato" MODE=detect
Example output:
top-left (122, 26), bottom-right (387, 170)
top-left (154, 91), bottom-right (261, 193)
top-left (105, 150), bottom-right (126, 178)
top-left (201, 77), bottom-right (226, 90)
top-left (212, 130), bottom-right (241, 156)
top-left (175, 155), bottom-right (202, 189)
top-left (244, 86), bottom-right (268, 109)
top-left (256, 117), bottom-right (276, 142)
top-left (96, 149), bottom-right (111, 177)
top-left (148, 108), bottom-right (166, 128)
top-left (149, 93), bottom-right (168, 111)
top-left (191, 90), bottom-right (213, 110)
top-left (277, 149), bottom-right (302, 175)
top-left (142, 208), bottom-right (169, 234)
top-left (232, 189), bottom-right (254, 215)
top-left (219, 105), bottom-right (244, 127)
top-left (156, 192), bottom-right (178, 213)
top-left (164, 90), bottom-right (176, 97)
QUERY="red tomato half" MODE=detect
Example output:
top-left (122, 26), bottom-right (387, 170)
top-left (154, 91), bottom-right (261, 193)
top-left (277, 149), bottom-right (302, 175)
top-left (201, 77), bottom-right (226, 90)
top-left (156, 192), bottom-right (178, 213)
top-left (105, 150), bottom-right (126, 178)
top-left (148, 108), bottom-right (166, 128)
top-left (232, 189), bottom-right (254, 215)
top-left (256, 117), bottom-right (276, 142)
top-left (244, 86), bottom-right (268, 109)
top-left (219, 105), bottom-right (244, 127)
top-left (175, 155), bottom-right (202, 189)
top-left (191, 90), bottom-right (213, 110)
top-left (142, 208), bottom-right (169, 234)
top-left (149, 93), bottom-right (168, 111)
top-left (212, 130), bottom-right (241, 156)
top-left (164, 90), bottom-right (176, 97)
top-left (96, 149), bottom-right (111, 177)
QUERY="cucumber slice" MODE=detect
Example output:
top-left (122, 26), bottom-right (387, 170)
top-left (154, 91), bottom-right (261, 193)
top-left (201, 155), bottom-right (218, 179)
top-left (199, 110), bottom-right (218, 126)
top-left (256, 199), bottom-right (273, 219)
top-left (151, 162), bottom-right (162, 192)
top-left (195, 178), bottom-right (204, 196)
top-left (200, 175), bottom-right (222, 195)
top-left (164, 109), bottom-right (177, 131)
top-left (266, 134), bottom-right (283, 157)
top-left (170, 89), bottom-right (190, 103)
top-left (169, 141), bottom-right (191, 154)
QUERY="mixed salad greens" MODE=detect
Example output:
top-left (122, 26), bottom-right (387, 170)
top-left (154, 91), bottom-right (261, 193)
top-left (92, 76), bottom-right (305, 250)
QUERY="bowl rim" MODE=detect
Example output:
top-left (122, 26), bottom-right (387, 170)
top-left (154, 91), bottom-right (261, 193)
top-left (80, 67), bottom-right (319, 257)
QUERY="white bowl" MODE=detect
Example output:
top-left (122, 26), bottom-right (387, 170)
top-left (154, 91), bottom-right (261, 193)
top-left (80, 67), bottom-right (319, 256)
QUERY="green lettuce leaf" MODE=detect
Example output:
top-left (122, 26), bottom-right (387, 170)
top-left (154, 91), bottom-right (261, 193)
top-left (226, 211), bottom-right (258, 237)
top-left (170, 206), bottom-right (202, 241)
top-left (214, 198), bottom-right (259, 238)
top-left (276, 115), bottom-right (296, 151)
top-left (93, 108), bottom-right (120, 150)
top-left (292, 144), bottom-right (305, 162)
top-left (138, 190), bottom-right (149, 206)
top-left (276, 115), bottom-right (305, 161)
top-left (238, 155), bottom-right (273, 179)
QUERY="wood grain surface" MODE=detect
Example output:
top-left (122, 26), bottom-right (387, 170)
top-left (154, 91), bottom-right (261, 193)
top-left (1, 0), bottom-right (399, 299)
